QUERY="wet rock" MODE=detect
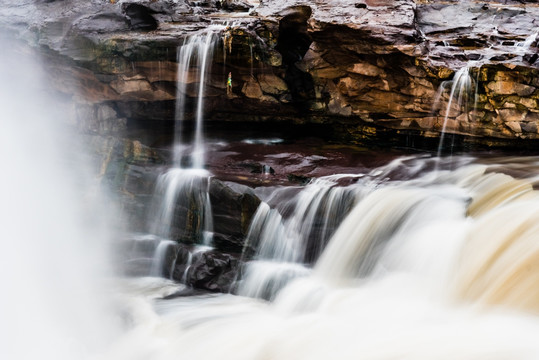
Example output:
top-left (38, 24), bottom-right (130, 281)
top-left (221, 0), bottom-right (253, 12)
top-left (171, 244), bottom-right (192, 281)
top-left (185, 250), bottom-right (239, 293)
top-left (209, 179), bottom-right (261, 253)
top-left (122, 3), bottom-right (158, 31)
top-left (287, 173), bottom-right (311, 185)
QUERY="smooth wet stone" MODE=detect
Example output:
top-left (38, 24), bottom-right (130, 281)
top-left (209, 179), bottom-right (261, 253)
top-left (185, 250), bottom-right (240, 293)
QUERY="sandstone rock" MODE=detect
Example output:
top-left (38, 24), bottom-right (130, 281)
top-left (136, 61), bottom-right (178, 83)
top-left (437, 68), bottom-right (454, 80)
top-left (525, 112), bottom-right (539, 123)
top-left (242, 79), bottom-right (264, 99)
top-left (521, 122), bottom-right (538, 134)
top-left (415, 117), bottom-right (435, 129)
top-left (257, 73), bottom-right (288, 95)
top-left (499, 109), bottom-right (527, 123)
top-left (4, 0), bottom-right (539, 149)
top-left (75, 12), bottom-right (129, 33)
top-left (505, 121), bottom-right (522, 133)
top-left (487, 81), bottom-right (536, 97)
top-left (221, 0), bottom-right (253, 12)
top-left (347, 62), bottom-right (385, 77)
top-left (111, 76), bottom-right (153, 95)
top-left (519, 98), bottom-right (538, 109)
top-left (401, 77), bottom-right (435, 98)
top-left (122, 3), bottom-right (158, 31)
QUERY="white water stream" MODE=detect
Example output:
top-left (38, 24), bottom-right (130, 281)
top-left (105, 157), bottom-right (539, 360)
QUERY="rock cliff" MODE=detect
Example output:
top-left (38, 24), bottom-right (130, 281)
top-left (1, 0), bottom-right (538, 149)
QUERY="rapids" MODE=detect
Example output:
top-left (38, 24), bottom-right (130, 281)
top-left (105, 155), bottom-right (539, 360)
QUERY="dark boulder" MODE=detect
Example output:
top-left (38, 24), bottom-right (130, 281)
top-left (184, 250), bottom-right (239, 293)
top-left (221, 0), bottom-right (254, 12)
top-left (122, 3), bottom-right (158, 31)
top-left (209, 179), bottom-right (261, 253)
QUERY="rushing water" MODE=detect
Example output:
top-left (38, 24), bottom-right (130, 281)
top-left (5, 16), bottom-right (539, 360)
top-left (106, 155), bottom-right (539, 360)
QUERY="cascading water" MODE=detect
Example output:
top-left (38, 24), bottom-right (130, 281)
top-left (6, 3), bottom-right (539, 359)
top-left (237, 175), bottom-right (364, 300)
top-left (144, 28), bottom-right (224, 276)
top-left (98, 156), bottom-right (539, 360)
top-left (434, 65), bottom-right (475, 157)
top-left (174, 26), bottom-right (223, 168)
top-left (515, 30), bottom-right (538, 56)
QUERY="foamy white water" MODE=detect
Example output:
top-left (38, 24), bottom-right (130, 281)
top-left (97, 156), bottom-right (539, 360)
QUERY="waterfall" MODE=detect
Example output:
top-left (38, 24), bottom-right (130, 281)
top-left (237, 174), bottom-right (365, 300)
top-left (435, 65), bottom-right (475, 157)
top-left (144, 27), bottom-right (224, 277)
top-left (148, 168), bottom-right (213, 245)
top-left (174, 26), bottom-right (223, 168)
top-left (149, 240), bottom-right (177, 277)
top-left (101, 157), bottom-right (539, 360)
top-left (515, 30), bottom-right (538, 56)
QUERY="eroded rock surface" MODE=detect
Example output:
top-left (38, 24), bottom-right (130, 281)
top-left (2, 0), bottom-right (537, 146)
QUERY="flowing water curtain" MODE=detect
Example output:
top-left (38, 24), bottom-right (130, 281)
top-left (141, 29), bottom-right (225, 277)
top-left (174, 26), bottom-right (224, 168)
top-left (432, 65), bottom-right (478, 157)
top-left (452, 169), bottom-right (539, 314)
top-left (237, 175), bottom-right (369, 300)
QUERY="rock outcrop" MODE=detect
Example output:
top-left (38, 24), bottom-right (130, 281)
top-left (2, 0), bottom-right (538, 148)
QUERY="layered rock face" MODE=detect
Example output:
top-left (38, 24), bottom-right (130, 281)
top-left (2, 0), bottom-right (537, 148)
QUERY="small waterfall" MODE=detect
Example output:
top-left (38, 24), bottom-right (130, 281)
top-left (148, 168), bottom-right (213, 246)
top-left (515, 30), bottom-right (538, 56)
top-left (174, 26), bottom-right (223, 167)
top-left (435, 65), bottom-right (475, 157)
top-left (150, 240), bottom-right (177, 277)
top-left (144, 28), bottom-right (224, 277)
top-left (237, 175), bottom-right (363, 300)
